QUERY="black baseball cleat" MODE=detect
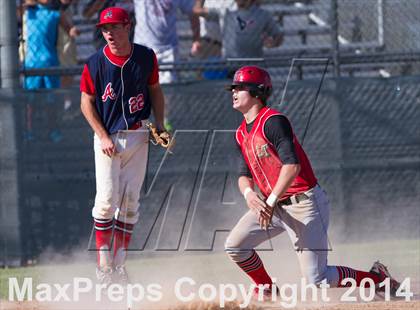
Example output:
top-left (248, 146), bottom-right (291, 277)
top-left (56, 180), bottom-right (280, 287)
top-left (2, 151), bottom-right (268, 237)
top-left (370, 260), bottom-right (401, 297)
top-left (96, 266), bottom-right (113, 288)
top-left (252, 285), bottom-right (279, 303)
top-left (113, 265), bottom-right (130, 286)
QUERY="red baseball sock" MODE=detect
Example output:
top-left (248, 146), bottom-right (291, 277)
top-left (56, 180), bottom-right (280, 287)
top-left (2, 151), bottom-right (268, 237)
top-left (94, 218), bottom-right (113, 267)
top-left (237, 251), bottom-right (272, 286)
top-left (336, 266), bottom-right (381, 287)
top-left (113, 219), bottom-right (134, 267)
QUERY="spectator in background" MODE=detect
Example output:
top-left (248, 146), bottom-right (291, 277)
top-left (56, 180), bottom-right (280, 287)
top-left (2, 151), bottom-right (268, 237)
top-left (193, 0), bottom-right (234, 80)
top-left (133, 0), bottom-right (201, 83)
top-left (83, 0), bottom-right (135, 49)
top-left (55, 0), bottom-right (80, 113)
top-left (194, 0), bottom-right (234, 59)
top-left (133, 0), bottom-right (201, 130)
top-left (193, 0), bottom-right (282, 60)
top-left (56, 0), bottom-right (79, 76)
top-left (21, 0), bottom-right (79, 90)
top-left (20, 0), bottom-right (79, 142)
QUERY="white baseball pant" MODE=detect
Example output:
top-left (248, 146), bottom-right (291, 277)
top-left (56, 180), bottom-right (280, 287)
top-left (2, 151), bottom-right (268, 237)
top-left (92, 125), bottom-right (149, 225)
top-left (225, 184), bottom-right (340, 286)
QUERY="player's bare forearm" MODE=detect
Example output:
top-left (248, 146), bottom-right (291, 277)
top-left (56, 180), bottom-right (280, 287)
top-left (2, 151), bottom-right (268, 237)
top-left (81, 92), bottom-right (115, 156)
top-left (83, 0), bottom-right (105, 18)
top-left (189, 13), bottom-right (200, 42)
top-left (59, 13), bottom-right (72, 34)
top-left (189, 13), bottom-right (201, 55)
top-left (238, 176), bottom-right (254, 195)
top-left (271, 164), bottom-right (301, 198)
top-left (239, 176), bottom-right (272, 218)
top-left (60, 13), bottom-right (79, 38)
top-left (148, 83), bottom-right (165, 131)
top-left (80, 92), bottom-right (109, 139)
top-left (192, 0), bottom-right (209, 17)
top-left (259, 164), bottom-right (300, 229)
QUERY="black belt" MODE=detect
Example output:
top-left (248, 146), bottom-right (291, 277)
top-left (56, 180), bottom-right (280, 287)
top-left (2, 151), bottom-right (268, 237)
top-left (277, 192), bottom-right (309, 206)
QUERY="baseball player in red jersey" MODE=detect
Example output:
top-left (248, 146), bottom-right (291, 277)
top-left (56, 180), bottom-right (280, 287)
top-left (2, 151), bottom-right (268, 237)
top-left (226, 66), bottom-right (400, 300)
top-left (80, 7), bottom-right (165, 286)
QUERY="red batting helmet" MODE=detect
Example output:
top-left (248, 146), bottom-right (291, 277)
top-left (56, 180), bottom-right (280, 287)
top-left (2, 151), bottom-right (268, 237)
top-left (227, 66), bottom-right (273, 102)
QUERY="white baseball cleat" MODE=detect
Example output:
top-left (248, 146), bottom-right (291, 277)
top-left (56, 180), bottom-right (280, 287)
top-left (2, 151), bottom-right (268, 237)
top-left (114, 265), bottom-right (130, 286)
top-left (96, 266), bottom-right (113, 288)
top-left (369, 261), bottom-right (400, 296)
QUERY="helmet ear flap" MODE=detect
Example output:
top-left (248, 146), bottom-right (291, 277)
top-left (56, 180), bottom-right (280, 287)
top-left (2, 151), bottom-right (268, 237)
top-left (249, 88), bottom-right (259, 98)
top-left (265, 86), bottom-right (272, 97)
top-left (245, 83), bottom-right (272, 102)
top-left (259, 84), bottom-right (272, 98)
top-left (253, 84), bottom-right (269, 99)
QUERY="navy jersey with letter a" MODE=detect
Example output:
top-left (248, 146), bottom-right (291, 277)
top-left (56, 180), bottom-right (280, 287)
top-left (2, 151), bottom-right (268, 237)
top-left (86, 44), bottom-right (155, 134)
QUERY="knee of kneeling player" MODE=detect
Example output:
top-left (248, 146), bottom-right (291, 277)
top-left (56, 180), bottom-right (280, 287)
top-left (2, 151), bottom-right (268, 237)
top-left (224, 235), bottom-right (237, 253)
top-left (224, 239), bottom-right (250, 263)
top-left (302, 270), bottom-right (325, 286)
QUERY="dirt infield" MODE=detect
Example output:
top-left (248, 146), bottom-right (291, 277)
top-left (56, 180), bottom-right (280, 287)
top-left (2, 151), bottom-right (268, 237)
top-left (174, 300), bottom-right (420, 310)
top-left (311, 301), bottom-right (420, 310)
top-left (1, 239), bottom-right (418, 310)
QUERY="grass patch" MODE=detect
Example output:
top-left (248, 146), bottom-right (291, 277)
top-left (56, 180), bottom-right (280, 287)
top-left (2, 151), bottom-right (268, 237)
top-left (0, 266), bottom-right (45, 300)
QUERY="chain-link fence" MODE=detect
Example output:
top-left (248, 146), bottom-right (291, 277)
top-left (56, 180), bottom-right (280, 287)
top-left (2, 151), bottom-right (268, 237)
top-left (338, 0), bottom-right (420, 53)
top-left (1, 75), bottom-right (419, 264)
top-left (9, 0), bottom-right (420, 90)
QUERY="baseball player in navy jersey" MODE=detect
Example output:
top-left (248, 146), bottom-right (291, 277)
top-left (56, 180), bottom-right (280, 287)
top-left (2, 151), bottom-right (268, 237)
top-left (80, 7), bottom-right (165, 286)
top-left (226, 66), bottom-right (400, 300)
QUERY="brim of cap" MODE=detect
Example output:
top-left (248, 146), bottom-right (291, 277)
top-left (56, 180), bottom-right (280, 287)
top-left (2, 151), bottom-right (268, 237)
top-left (225, 82), bottom-right (245, 91)
top-left (225, 84), bottom-right (235, 91)
top-left (224, 82), bottom-right (253, 91)
top-left (96, 21), bottom-right (129, 27)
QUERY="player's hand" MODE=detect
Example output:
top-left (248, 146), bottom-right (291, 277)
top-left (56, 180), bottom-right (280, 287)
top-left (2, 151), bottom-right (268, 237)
top-left (100, 135), bottom-right (116, 157)
top-left (69, 26), bottom-right (80, 38)
top-left (190, 40), bottom-right (201, 57)
top-left (23, 0), bottom-right (37, 7)
top-left (245, 191), bottom-right (271, 218)
top-left (259, 206), bottom-right (274, 230)
top-left (155, 122), bottom-right (166, 133)
top-left (263, 36), bottom-right (276, 48)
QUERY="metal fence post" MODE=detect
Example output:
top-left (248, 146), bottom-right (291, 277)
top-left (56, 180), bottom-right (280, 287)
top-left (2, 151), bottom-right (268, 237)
top-left (0, 0), bottom-right (22, 267)
top-left (330, 0), bottom-right (341, 77)
top-left (0, 0), bottom-right (19, 88)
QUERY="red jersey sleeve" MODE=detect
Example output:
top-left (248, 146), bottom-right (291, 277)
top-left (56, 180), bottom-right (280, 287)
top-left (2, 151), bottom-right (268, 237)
top-left (80, 64), bottom-right (96, 95)
top-left (148, 52), bottom-right (159, 85)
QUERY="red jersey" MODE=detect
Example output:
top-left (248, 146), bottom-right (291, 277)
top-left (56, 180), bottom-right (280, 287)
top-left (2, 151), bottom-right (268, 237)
top-left (236, 107), bottom-right (317, 199)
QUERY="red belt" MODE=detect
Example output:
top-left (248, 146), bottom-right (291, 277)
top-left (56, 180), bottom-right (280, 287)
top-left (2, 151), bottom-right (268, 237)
top-left (129, 121), bottom-right (142, 130)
